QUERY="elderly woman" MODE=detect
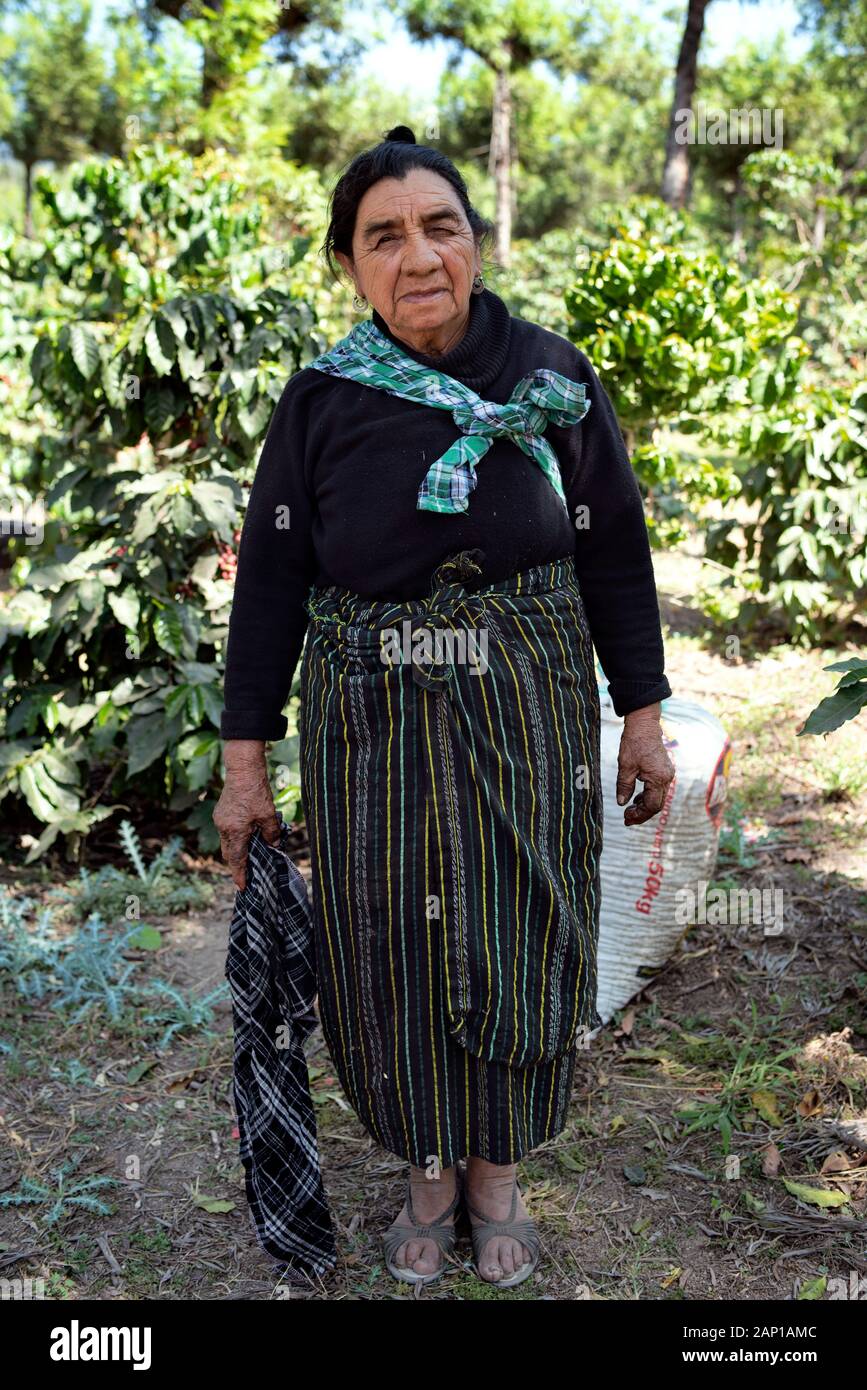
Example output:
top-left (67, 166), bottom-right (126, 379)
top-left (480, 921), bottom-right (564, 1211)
top-left (215, 125), bottom-right (674, 1289)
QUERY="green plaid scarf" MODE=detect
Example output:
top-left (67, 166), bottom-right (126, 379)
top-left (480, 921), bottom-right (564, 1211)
top-left (306, 319), bottom-right (591, 515)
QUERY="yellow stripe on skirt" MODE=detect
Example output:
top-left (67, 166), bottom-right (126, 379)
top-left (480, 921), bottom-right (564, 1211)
top-left (298, 549), bottom-right (603, 1167)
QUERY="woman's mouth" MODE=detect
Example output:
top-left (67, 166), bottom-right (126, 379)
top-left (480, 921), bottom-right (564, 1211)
top-left (403, 288), bottom-right (447, 302)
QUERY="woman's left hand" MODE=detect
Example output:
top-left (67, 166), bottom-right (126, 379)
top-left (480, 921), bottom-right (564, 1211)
top-left (615, 703), bottom-right (675, 826)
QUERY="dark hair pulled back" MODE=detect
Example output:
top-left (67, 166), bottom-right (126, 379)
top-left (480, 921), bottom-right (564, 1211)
top-left (321, 125), bottom-right (493, 281)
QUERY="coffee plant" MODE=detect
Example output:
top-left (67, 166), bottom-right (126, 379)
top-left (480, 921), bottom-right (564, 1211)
top-left (0, 145), bottom-right (330, 857)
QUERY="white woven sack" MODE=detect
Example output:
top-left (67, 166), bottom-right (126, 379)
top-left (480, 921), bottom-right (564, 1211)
top-left (594, 686), bottom-right (732, 1026)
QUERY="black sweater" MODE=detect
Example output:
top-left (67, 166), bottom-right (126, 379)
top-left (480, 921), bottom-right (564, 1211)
top-left (220, 287), bottom-right (672, 740)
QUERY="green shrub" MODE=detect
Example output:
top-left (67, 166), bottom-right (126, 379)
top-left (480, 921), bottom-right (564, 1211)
top-left (564, 203), bottom-right (807, 546)
top-left (707, 380), bottom-right (867, 641)
top-left (563, 204), bottom-right (867, 640)
top-left (0, 145), bottom-right (324, 857)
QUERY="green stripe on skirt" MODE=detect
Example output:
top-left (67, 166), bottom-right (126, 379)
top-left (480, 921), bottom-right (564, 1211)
top-left (298, 549), bottom-right (603, 1167)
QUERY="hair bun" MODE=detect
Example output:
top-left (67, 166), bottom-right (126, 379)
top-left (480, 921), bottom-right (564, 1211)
top-left (384, 125), bottom-right (417, 145)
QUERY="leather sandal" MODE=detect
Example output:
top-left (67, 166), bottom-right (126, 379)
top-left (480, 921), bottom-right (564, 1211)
top-left (464, 1177), bottom-right (541, 1288)
top-left (382, 1167), bottom-right (462, 1285)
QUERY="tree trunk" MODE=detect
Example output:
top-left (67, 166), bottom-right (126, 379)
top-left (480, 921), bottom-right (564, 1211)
top-left (199, 0), bottom-right (227, 110)
top-left (812, 196), bottom-right (826, 252)
top-left (490, 62), bottom-right (512, 267)
top-left (202, 45), bottom-right (228, 109)
top-left (661, 0), bottom-right (710, 209)
top-left (23, 161), bottom-right (34, 239)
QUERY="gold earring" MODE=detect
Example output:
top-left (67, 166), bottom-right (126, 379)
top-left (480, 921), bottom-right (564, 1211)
top-left (353, 290), bottom-right (368, 310)
top-left (471, 273), bottom-right (485, 294)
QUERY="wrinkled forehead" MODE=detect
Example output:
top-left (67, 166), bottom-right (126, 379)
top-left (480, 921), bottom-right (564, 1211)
top-left (355, 172), bottom-right (469, 244)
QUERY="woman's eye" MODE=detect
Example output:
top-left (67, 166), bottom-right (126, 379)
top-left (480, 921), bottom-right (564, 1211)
top-left (376, 227), bottom-right (453, 246)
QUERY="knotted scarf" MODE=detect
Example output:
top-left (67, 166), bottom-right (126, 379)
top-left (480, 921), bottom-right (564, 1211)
top-left (306, 318), bottom-right (592, 515)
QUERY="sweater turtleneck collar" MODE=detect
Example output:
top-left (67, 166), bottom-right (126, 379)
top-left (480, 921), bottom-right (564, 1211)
top-left (370, 287), bottom-right (512, 395)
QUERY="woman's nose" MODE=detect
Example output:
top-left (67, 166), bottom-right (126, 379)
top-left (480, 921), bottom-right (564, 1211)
top-left (400, 232), bottom-right (442, 272)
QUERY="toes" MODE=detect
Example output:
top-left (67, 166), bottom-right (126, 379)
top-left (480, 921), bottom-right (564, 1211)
top-left (403, 1238), bottom-right (423, 1268)
top-left (397, 1238), bottom-right (439, 1276)
top-left (478, 1237), bottom-right (530, 1281)
top-left (479, 1239), bottom-right (503, 1281)
top-left (511, 1239), bottom-right (532, 1272)
top-left (414, 1240), bottom-right (440, 1275)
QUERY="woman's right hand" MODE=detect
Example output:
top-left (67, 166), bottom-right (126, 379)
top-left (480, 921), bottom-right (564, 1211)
top-left (213, 740), bottom-right (282, 891)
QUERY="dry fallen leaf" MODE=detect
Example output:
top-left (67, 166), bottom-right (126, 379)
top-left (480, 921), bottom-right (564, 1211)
top-left (615, 1007), bottom-right (636, 1037)
top-left (797, 1089), bottom-right (823, 1118)
top-left (820, 1150), bottom-right (852, 1175)
top-left (751, 1089), bottom-right (783, 1126)
top-left (167, 1072), bottom-right (200, 1094)
top-left (761, 1142), bottom-right (781, 1177)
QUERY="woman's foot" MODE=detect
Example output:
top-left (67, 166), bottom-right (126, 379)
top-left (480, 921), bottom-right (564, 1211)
top-left (464, 1157), bottom-right (534, 1283)
top-left (388, 1164), bottom-right (458, 1278)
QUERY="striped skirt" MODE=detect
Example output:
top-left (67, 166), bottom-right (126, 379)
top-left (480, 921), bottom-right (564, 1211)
top-left (298, 549), bottom-right (604, 1168)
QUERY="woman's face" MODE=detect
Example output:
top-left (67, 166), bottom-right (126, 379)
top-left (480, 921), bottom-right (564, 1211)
top-left (336, 167), bottom-right (482, 352)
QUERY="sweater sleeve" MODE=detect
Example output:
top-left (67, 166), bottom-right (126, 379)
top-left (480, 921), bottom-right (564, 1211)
top-left (557, 348), bottom-right (672, 717)
top-left (219, 373), bottom-right (318, 741)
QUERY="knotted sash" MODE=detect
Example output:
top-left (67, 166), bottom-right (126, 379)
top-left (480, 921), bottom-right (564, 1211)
top-left (306, 318), bottom-right (591, 514)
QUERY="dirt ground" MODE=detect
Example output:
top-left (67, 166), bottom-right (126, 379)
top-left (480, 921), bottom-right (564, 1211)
top-left (2, 549), bottom-right (866, 1301)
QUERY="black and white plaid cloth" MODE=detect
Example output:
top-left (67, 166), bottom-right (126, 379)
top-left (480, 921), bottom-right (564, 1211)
top-left (225, 817), bottom-right (337, 1276)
